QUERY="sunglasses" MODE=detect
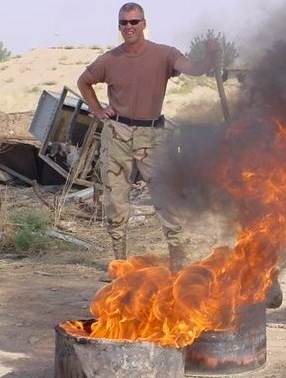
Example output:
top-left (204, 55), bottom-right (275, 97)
top-left (119, 19), bottom-right (143, 26)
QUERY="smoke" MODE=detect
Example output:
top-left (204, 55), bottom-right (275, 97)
top-left (151, 123), bottom-right (229, 216)
top-left (246, 41), bottom-right (286, 119)
top-left (151, 118), bottom-right (276, 225)
top-left (176, 1), bottom-right (286, 65)
top-left (239, 3), bottom-right (286, 63)
top-left (150, 39), bottom-right (286, 228)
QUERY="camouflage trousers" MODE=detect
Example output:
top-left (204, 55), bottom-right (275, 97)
top-left (100, 119), bottom-right (185, 261)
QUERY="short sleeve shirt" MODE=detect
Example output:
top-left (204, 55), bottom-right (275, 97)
top-left (87, 40), bottom-right (183, 119)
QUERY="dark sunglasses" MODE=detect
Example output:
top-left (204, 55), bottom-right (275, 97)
top-left (119, 19), bottom-right (143, 26)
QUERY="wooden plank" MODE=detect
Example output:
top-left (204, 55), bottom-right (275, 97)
top-left (0, 163), bottom-right (34, 185)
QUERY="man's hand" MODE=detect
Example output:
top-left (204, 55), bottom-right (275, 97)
top-left (77, 70), bottom-right (116, 120)
top-left (174, 38), bottom-right (221, 76)
top-left (92, 105), bottom-right (116, 120)
top-left (205, 38), bottom-right (221, 68)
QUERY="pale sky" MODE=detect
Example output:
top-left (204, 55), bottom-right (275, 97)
top-left (2, 0), bottom-right (286, 56)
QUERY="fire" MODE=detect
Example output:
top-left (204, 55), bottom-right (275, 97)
top-left (62, 117), bottom-right (286, 347)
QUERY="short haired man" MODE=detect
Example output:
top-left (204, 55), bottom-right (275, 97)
top-left (78, 2), bottom-right (218, 271)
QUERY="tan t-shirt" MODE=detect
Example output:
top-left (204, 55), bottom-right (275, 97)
top-left (87, 40), bottom-right (183, 119)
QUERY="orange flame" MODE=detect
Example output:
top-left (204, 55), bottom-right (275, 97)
top-left (63, 118), bottom-right (286, 347)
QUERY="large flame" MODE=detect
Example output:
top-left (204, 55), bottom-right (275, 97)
top-left (63, 117), bottom-right (286, 347)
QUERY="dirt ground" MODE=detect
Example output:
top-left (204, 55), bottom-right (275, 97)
top-left (0, 184), bottom-right (286, 378)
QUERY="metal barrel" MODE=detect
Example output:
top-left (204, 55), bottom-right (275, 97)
top-left (184, 302), bottom-right (266, 376)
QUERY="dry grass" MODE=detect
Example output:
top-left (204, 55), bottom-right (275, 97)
top-left (0, 186), bottom-right (81, 254)
top-left (27, 86), bottom-right (40, 93)
top-left (4, 78), bottom-right (14, 83)
top-left (0, 188), bottom-right (10, 243)
top-left (41, 81), bottom-right (57, 86)
top-left (53, 163), bottom-right (80, 228)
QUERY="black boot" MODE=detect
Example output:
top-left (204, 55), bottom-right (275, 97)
top-left (112, 235), bottom-right (127, 260)
top-left (98, 237), bottom-right (127, 283)
top-left (98, 272), bottom-right (113, 283)
top-left (168, 244), bottom-right (187, 272)
top-left (266, 277), bottom-right (283, 309)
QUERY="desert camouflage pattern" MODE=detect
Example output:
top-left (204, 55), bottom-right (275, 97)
top-left (100, 119), bottom-right (185, 260)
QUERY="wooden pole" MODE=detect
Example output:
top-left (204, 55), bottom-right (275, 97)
top-left (214, 50), bottom-right (231, 123)
top-left (214, 69), bottom-right (230, 123)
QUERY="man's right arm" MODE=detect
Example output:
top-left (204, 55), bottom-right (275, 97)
top-left (77, 70), bottom-right (115, 119)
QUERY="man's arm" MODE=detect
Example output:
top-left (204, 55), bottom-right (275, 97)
top-left (77, 70), bottom-right (115, 119)
top-left (174, 54), bottom-right (214, 76)
top-left (174, 41), bottom-right (219, 76)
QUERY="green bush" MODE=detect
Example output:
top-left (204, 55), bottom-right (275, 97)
top-left (11, 209), bottom-right (50, 251)
top-left (0, 41), bottom-right (11, 62)
top-left (186, 29), bottom-right (238, 69)
top-left (14, 228), bottom-right (36, 251)
top-left (13, 209), bottom-right (49, 230)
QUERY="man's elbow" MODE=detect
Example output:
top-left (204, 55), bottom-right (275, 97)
top-left (174, 56), bottom-right (198, 76)
top-left (77, 74), bottom-right (87, 92)
top-left (77, 70), bottom-right (94, 92)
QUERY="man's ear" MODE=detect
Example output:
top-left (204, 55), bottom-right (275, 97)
top-left (143, 19), bottom-right (146, 29)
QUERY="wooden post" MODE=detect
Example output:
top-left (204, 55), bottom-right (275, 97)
top-left (214, 68), bottom-right (231, 123)
top-left (214, 49), bottom-right (231, 123)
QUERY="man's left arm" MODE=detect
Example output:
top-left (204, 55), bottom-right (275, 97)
top-left (174, 40), bottom-right (219, 76)
top-left (174, 55), bottom-right (212, 76)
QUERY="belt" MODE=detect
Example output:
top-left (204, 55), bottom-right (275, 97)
top-left (110, 115), bottom-right (164, 127)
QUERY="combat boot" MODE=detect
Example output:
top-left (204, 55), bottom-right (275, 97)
top-left (112, 235), bottom-right (127, 260)
top-left (168, 244), bottom-right (188, 272)
top-left (98, 236), bottom-right (127, 283)
top-left (266, 277), bottom-right (283, 309)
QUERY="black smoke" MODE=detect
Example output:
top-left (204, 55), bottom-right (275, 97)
top-left (151, 40), bottom-right (286, 226)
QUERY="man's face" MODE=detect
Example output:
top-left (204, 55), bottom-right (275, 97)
top-left (118, 9), bottom-right (146, 45)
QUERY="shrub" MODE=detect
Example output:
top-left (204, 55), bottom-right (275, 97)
top-left (0, 41), bottom-right (11, 62)
top-left (11, 209), bottom-right (50, 251)
top-left (27, 86), bottom-right (40, 93)
top-left (42, 81), bottom-right (57, 86)
top-left (186, 29), bottom-right (239, 69)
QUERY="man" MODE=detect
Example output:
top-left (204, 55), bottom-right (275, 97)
top-left (78, 2), bottom-right (218, 272)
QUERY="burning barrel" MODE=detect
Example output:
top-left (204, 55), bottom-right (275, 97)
top-left (185, 302), bottom-right (266, 376)
top-left (55, 302), bottom-right (266, 377)
top-left (55, 319), bottom-right (185, 378)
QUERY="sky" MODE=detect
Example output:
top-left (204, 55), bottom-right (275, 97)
top-left (2, 0), bottom-right (286, 55)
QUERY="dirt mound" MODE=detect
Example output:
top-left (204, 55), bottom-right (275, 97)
top-left (0, 111), bottom-right (34, 139)
top-left (0, 47), bottom-right (241, 137)
top-left (0, 47), bottom-right (106, 114)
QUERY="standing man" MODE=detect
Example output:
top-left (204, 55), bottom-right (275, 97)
top-left (78, 2), bottom-right (218, 271)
